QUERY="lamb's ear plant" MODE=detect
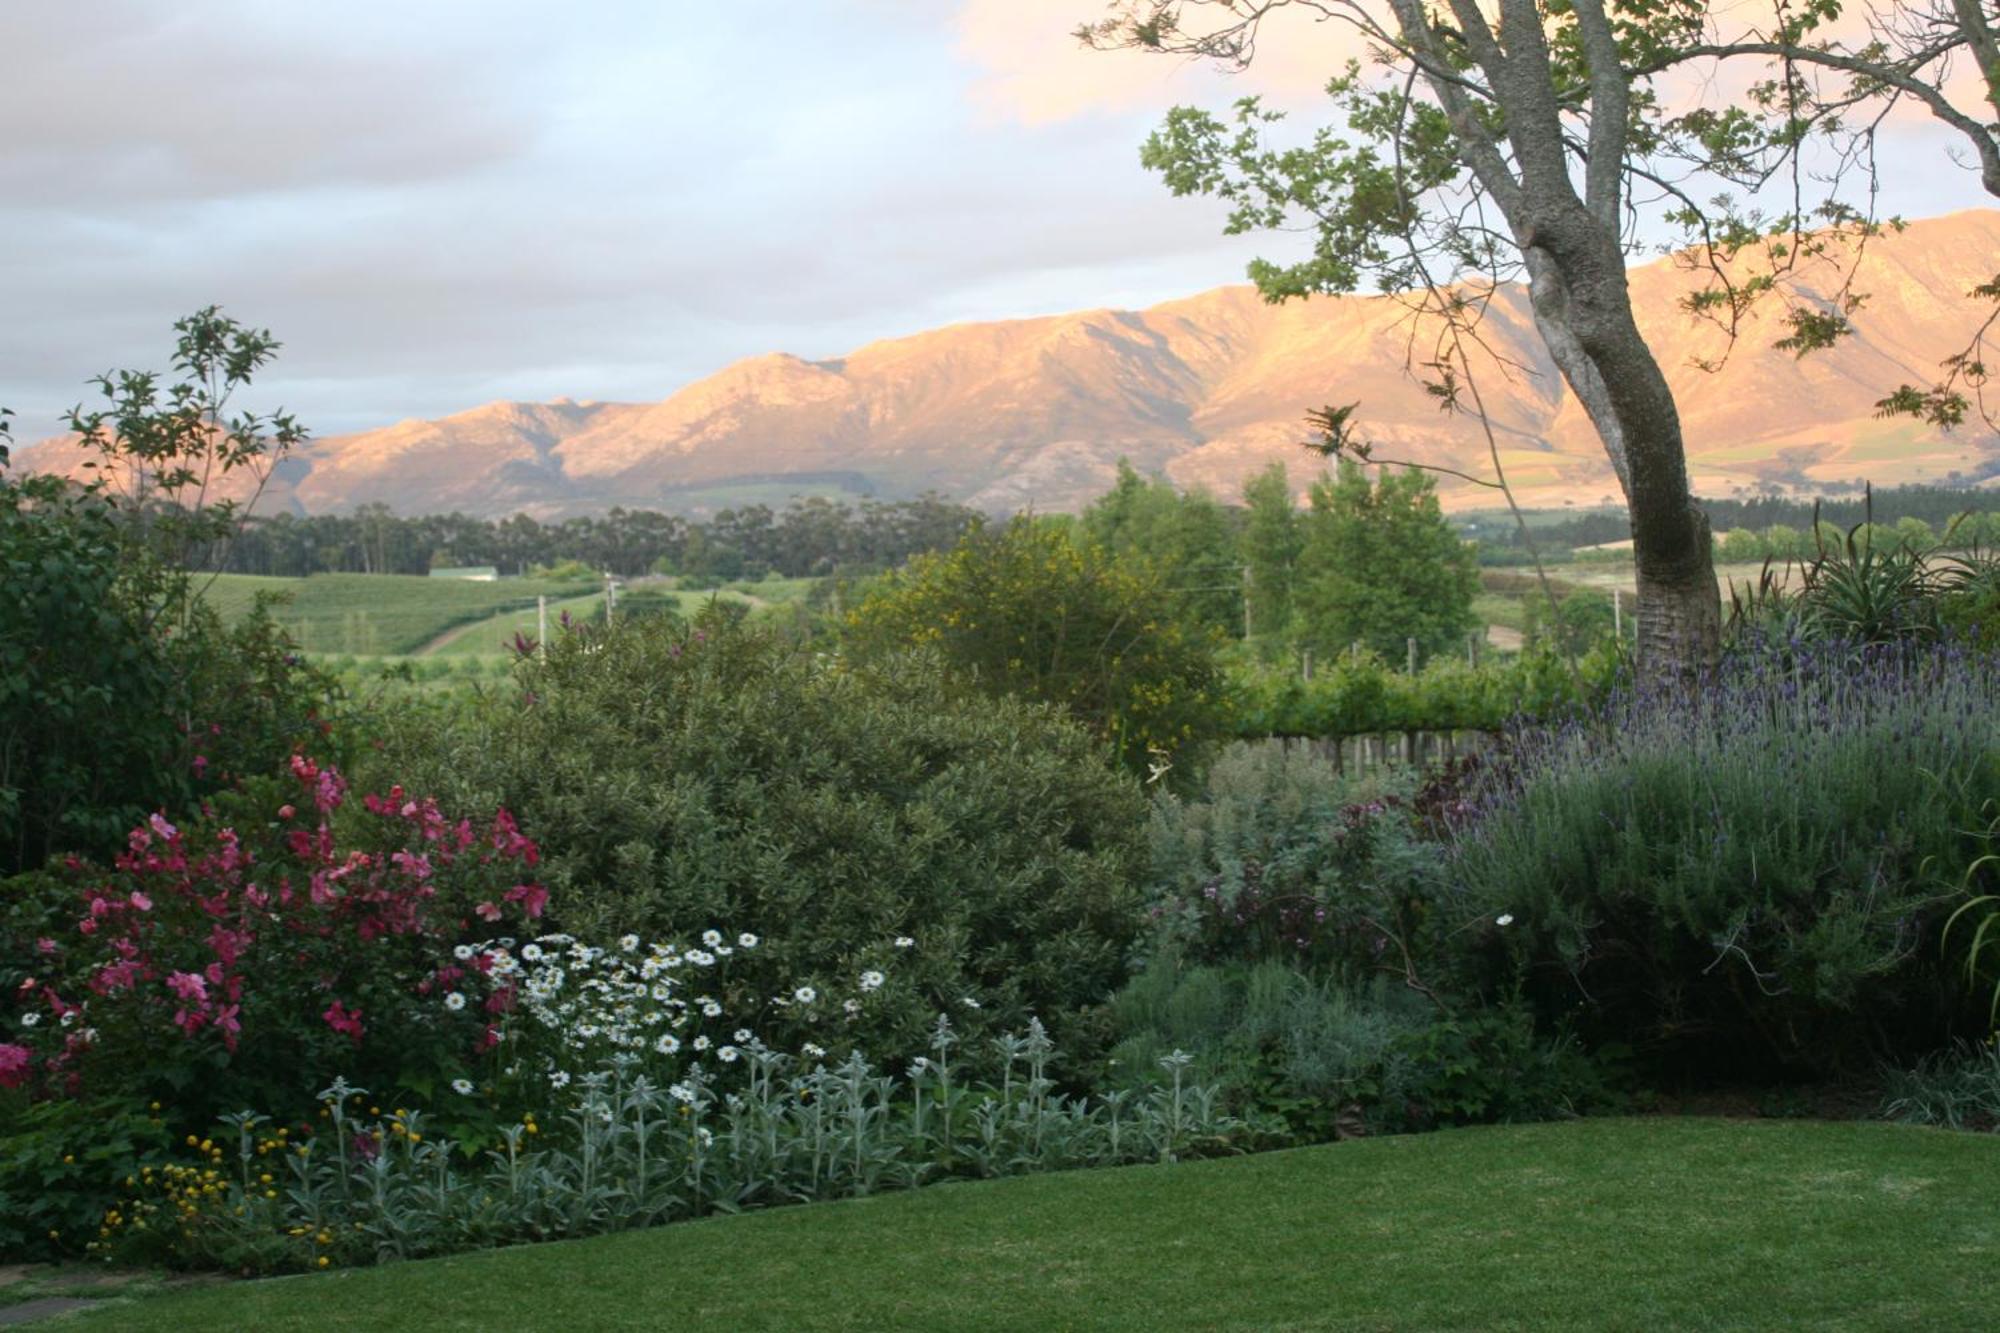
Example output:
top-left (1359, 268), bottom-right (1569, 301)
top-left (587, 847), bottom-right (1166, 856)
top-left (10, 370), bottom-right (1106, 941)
top-left (88, 1017), bottom-right (1244, 1276)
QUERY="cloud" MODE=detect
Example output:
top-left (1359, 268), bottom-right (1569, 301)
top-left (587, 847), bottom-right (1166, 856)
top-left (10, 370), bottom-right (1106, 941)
top-left (1, 0), bottom-right (1989, 445)
top-left (956, 0), bottom-right (1358, 124)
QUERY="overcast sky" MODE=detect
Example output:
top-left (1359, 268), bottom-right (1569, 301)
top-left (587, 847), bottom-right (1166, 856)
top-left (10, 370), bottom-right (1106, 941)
top-left (3, 0), bottom-right (1992, 437)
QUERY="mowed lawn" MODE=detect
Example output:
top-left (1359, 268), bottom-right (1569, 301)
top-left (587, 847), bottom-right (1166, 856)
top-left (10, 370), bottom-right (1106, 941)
top-left (72, 1118), bottom-right (2000, 1331)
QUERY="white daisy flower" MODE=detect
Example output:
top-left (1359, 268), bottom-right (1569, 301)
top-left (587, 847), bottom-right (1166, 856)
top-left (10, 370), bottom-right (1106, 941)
top-left (693, 1035), bottom-right (711, 1051)
top-left (453, 944), bottom-right (474, 961)
top-left (700, 999), bottom-right (723, 1017)
top-left (451, 1078), bottom-right (475, 1095)
top-left (620, 934), bottom-right (640, 952)
top-left (444, 991), bottom-right (467, 1011)
top-left (859, 970), bottom-right (885, 992)
top-left (701, 929), bottom-right (723, 948)
top-left (549, 1070), bottom-right (572, 1088)
top-left (794, 986), bottom-right (817, 1004)
top-left (843, 999), bottom-right (862, 1015)
top-left (718, 1045), bottom-right (740, 1063)
top-left (655, 1034), bottom-right (681, 1055)
top-left (894, 936), bottom-right (914, 948)
top-left (521, 943), bottom-right (544, 962)
top-left (668, 1082), bottom-right (694, 1103)
top-left (1496, 913), bottom-right (1516, 927)
top-left (963, 997), bottom-right (981, 1010)
top-left (20, 1013), bottom-right (39, 1028)
top-left (733, 1028), bottom-right (752, 1042)
top-left (737, 932), bottom-right (759, 949)
top-left (687, 950), bottom-right (714, 967)
top-left (803, 1042), bottom-right (826, 1058)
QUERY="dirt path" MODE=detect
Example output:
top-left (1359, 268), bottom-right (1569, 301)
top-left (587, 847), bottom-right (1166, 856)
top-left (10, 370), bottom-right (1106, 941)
top-left (411, 594), bottom-right (599, 657)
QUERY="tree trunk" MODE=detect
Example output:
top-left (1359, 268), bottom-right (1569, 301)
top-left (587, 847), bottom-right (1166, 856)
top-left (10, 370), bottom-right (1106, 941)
top-left (1518, 229), bottom-right (1721, 681)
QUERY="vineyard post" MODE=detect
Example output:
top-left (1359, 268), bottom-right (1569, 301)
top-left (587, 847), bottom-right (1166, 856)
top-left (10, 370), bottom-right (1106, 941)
top-left (538, 595), bottom-right (547, 657)
top-left (1406, 637), bottom-right (1416, 675)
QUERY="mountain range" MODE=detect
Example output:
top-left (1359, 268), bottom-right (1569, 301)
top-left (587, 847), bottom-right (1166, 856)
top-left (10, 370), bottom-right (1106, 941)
top-left (20, 210), bottom-right (2000, 517)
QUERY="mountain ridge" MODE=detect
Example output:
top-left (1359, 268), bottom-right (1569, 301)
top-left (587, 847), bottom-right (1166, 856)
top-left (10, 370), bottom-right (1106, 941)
top-left (18, 209), bottom-right (2000, 517)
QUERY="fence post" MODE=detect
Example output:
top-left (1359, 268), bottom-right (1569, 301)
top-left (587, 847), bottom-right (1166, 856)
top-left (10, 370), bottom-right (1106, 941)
top-left (1407, 637), bottom-right (1417, 675)
top-left (537, 595), bottom-right (547, 656)
top-left (1613, 587), bottom-right (1623, 639)
top-left (1302, 648), bottom-right (1313, 682)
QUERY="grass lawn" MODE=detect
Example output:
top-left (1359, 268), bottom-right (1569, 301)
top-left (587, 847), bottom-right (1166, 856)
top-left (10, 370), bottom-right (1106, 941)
top-left (70, 1118), bottom-right (2000, 1331)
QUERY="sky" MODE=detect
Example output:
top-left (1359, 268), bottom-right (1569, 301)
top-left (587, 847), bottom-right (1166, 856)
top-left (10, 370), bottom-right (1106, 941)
top-left (2, 0), bottom-right (1992, 437)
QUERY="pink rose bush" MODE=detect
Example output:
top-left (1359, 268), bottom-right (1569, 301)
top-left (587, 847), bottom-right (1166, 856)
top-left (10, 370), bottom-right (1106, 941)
top-left (7, 753), bottom-right (548, 1123)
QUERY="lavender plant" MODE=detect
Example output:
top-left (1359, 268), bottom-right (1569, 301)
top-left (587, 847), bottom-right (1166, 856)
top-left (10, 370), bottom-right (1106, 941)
top-left (1452, 635), bottom-right (2000, 1076)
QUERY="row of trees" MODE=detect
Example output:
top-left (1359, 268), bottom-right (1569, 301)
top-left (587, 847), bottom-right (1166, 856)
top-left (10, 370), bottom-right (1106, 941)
top-left (1063, 458), bottom-right (1479, 663)
top-left (213, 494), bottom-right (982, 580)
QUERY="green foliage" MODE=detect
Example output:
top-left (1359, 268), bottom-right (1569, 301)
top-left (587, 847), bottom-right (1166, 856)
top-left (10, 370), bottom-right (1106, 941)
top-left (1143, 743), bottom-right (1444, 974)
top-left (845, 518), bottom-right (1227, 774)
top-left (0, 311), bottom-right (335, 875)
top-left (0, 468), bottom-right (180, 872)
top-left (1453, 639), bottom-right (2000, 1077)
top-left (1223, 641), bottom-right (1619, 738)
top-left (363, 613), bottom-right (1151, 1068)
top-left (1296, 462), bottom-right (1479, 664)
top-left (0, 1095), bottom-right (170, 1261)
top-left (1110, 958), bottom-right (1607, 1137)
top-left (1080, 461), bottom-right (1244, 638)
top-left (1240, 462), bottom-right (1302, 640)
top-left (1881, 1040), bottom-right (2000, 1132)
top-left (88, 1034), bottom-right (1241, 1275)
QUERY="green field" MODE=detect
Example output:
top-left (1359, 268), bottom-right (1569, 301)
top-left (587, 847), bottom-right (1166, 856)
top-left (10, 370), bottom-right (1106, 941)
top-left (65, 1117), bottom-right (2000, 1331)
top-left (202, 573), bottom-right (829, 662)
top-left (202, 573), bottom-right (593, 657)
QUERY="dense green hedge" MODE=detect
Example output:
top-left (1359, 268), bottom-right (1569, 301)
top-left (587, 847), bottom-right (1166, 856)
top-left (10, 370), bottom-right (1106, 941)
top-left (1221, 645), bottom-right (1621, 739)
top-left (364, 613), bottom-right (1152, 1070)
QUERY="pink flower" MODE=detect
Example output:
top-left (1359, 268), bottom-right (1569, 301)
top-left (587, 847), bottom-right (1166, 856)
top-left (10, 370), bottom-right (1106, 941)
top-left (129, 891), bottom-right (152, 912)
top-left (503, 883), bottom-right (548, 919)
top-left (0, 1044), bottom-right (32, 1090)
top-left (148, 812), bottom-right (178, 841)
top-left (278, 804), bottom-right (296, 820)
top-left (473, 901), bottom-right (503, 923)
top-left (322, 1000), bottom-right (365, 1043)
top-left (166, 971), bottom-right (208, 1003)
top-left (35, 938), bottom-right (55, 956)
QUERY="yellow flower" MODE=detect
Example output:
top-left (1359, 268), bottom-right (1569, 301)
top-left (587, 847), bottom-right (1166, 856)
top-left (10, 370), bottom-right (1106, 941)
top-left (317, 1257), bottom-right (330, 1269)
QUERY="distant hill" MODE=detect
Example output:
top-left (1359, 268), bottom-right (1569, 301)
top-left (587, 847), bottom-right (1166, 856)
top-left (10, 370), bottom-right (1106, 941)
top-left (19, 210), bottom-right (2000, 518)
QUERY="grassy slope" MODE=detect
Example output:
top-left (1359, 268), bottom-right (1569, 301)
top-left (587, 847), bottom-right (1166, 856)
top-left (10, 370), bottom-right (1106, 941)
top-left (201, 574), bottom-right (591, 656)
top-left (75, 1119), bottom-right (2000, 1331)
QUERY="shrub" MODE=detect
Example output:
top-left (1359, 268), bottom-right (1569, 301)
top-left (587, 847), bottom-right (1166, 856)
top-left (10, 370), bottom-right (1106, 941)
top-left (3, 754), bottom-right (548, 1128)
top-left (1451, 636), bottom-right (2000, 1078)
top-left (362, 613), bottom-right (1151, 1072)
top-left (844, 517), bottom-right (1227, 775)
top-left (0, 311), bottom-right (334, 876)
top-left (1142, 742), bottom-right (1448, 977)
top-left (1109, 956), bottom-right (1606, 1137)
